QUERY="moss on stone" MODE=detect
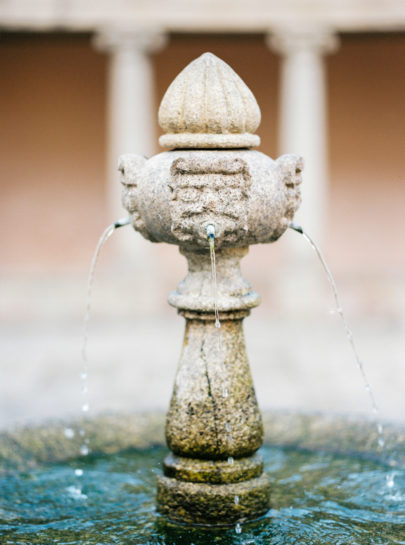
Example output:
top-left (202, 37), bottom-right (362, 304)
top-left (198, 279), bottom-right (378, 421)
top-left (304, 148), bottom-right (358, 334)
top-left (163, 451), bottom-right (263, 483)
top-left (157, 473), bottom-right (270, 525)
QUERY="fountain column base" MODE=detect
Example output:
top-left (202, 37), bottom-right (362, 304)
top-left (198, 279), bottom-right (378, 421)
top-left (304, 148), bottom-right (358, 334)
top-left (157, 473), bottom-right (270, 525)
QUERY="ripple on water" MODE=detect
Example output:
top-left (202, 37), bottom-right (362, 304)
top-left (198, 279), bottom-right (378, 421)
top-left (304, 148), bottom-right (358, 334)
top-left (0, 446), bottom-right (404, 544)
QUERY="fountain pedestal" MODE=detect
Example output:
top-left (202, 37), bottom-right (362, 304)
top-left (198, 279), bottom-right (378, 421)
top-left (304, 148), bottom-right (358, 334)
top-left (119, 52), bottom-right (302, 525)
top-left (157, 248), bottom-right (269, 523)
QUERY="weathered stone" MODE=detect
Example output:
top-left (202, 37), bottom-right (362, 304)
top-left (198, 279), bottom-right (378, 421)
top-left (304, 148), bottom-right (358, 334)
top-left (165, 315), bottom-right (263, 459)
top-left (163, 452), bottom-right (263, 483)
top-left (157, 473), bottom-right (271, 525)
top-left (120, 149), bottom-right (302, 251)
top-left (158, 52), bottom-right (261, 150)
top-left (168, 247), bottom-right (260, 312)
top-left (118, 53), bottom-right (303, 524)
top-left (2, 412), bottom-right (405, 475)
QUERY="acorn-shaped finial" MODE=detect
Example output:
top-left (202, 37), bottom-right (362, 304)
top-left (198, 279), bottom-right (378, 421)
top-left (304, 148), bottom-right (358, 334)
top-left (158, 52), bottom-right (261, 149)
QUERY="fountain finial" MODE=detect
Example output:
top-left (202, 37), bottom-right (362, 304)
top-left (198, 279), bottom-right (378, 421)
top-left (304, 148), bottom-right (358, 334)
top-left (158, 52), bottom-right (261, 149)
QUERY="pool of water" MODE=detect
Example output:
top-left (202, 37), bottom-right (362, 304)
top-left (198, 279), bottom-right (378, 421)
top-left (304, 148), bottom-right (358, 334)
top-left (1, 446), bottom-right (404, 544)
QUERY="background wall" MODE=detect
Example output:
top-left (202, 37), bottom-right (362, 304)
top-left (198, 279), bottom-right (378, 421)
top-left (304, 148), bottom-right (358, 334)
top-left (0, 31), bottom-right (404, 428)
top-left (328, 33), bottom-right (405, 274)
top-left (1, 33), bottom-right (404, 276)
top-left (0, 33), bottom-right (107, 272)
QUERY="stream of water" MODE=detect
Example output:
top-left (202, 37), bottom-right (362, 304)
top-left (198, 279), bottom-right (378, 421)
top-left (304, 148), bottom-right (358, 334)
top-left (207, 224), bottom-right (221, 330)
top-left (71, 218), bottom-right (130, 488)
top-left (207, 225), bottom-right (242, 532)
top-left (81, 218), bottom-right (131, 367)
top-left (289, 222), bottom-right (385, 449)
top-left (206, 226), bottom-right (227, 399)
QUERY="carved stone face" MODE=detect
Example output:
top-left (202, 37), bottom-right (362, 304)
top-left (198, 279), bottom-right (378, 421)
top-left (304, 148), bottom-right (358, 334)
top-left (119, 149), bottom-right (302, 250)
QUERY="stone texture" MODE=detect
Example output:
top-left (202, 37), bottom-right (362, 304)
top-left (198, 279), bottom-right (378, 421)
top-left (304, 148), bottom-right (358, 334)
top-left (120, 149), bottom-right (302, 251)
top-left (156, 473), bottom-right (271, 525)
top-left (165, 315), bottom-right (263, 459)
top-left (168, 247), bottom-right (260, 312)
top-left (118, 53), bottom-right (303, 524)
top-left (163, 452), bottom-right (263, 483)
top-left (0, 413), bottom-right (165, 474)
top-left (158, 52), bottom-right (261, 149)
top-left (2, 412), bottom-right (405, 474)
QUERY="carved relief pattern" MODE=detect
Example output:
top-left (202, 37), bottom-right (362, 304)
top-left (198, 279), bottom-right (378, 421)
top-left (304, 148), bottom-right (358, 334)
top-left (277, 153), bottom-right (303, 222)
top-left (119, 153), bottom-right (155, 241)
top-left (169, 157), bottom-right (252, 246)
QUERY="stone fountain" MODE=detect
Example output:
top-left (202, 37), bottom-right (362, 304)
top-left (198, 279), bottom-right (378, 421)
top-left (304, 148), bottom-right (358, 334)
top-left (118, 52), bottom-right (302, 525)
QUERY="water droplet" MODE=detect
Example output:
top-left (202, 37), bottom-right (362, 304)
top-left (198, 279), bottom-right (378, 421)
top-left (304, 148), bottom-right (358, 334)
top-left (79, 429), bottom-right (85, 437)
top-left (80, 445), bottom-right (89, 456)
top-left (234, 495), bottom-right (239, 505)
top-left (80, 371), bottom-right (88, 380)
top-left (386, 473), bottom-right (395, 488)
top-left (225, 422), bottom-right (231, 433)
top-left (66, 485), bottom-right (87, 500)
top-left (378, 423), bottom-right (383, 434)
top-left (81, 385), bottom-right (88, 394)
top-left (228, 457), bottom-right (234, 465)
top-left (222, 386), bottom-right (228, 399)
top-left (365, 384), bottom-right (371, 393)
top-left (64, 428), bottom-right (75, 439)
top-left (82, 403), bottom-right (90, 413)
top-left (235, 522), bottom-right (242, 534)
top-left (378, 437), bottom-right (385, 448)
top-left (75, 468), bottom-right (84, 477)
top-left (215, 319), bottom-right (221, 329)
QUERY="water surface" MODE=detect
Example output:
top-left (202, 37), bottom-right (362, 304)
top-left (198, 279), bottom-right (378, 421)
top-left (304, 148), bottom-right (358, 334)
top-left (1, 446), bottom-right (404, 544)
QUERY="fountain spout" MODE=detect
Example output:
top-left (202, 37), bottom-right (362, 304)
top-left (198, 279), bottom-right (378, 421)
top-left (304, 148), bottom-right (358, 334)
top-left (119, 52), bottom-right (303, 525)
top-left (206, 223), bottom-right (216, 240)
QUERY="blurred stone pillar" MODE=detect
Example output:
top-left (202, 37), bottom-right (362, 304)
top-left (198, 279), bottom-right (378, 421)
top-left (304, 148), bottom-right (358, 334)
top-left (268, 27), bottom-right (338, 243)
top-left (267, 28), bottom-right (339, 311)
top-left (93, 28), bottom-right (167, 314)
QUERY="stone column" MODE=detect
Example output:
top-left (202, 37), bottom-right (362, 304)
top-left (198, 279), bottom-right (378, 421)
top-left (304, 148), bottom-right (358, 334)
top-left (268, 27), bottom-right (338, 243)
top-left (94, 27), bottom-right (166, 221)
top-left (93, 28), bottom-right (167, 311)
top-left (157, 248), bottom-right (270, 524)
top-left (267, 28), bottom-right (338, 312)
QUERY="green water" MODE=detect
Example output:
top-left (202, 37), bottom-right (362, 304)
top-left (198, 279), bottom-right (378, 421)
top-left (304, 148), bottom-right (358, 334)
top-left (1, 446), bottom-right (404, 544)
